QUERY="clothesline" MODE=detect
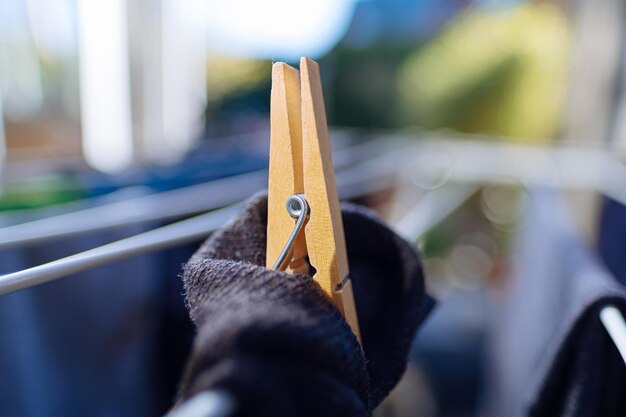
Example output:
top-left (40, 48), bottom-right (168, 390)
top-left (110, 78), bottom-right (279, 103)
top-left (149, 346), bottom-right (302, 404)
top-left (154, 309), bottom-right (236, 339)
top-left (0, 152), bottom-right (397, 296)
top-left (0, 171), bottom-right (264, 248)
top-left (0, 205), bottom-right (238, 296)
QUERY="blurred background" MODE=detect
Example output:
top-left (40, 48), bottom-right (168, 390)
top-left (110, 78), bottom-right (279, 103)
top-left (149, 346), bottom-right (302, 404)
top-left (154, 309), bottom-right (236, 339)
top-left (1, 0), bottom-right (626, 416)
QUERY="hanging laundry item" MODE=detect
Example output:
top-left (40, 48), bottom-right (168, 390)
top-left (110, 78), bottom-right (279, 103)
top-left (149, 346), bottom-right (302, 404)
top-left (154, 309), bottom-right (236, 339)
top-left (0, 223), bottom-right (195, 417)
top-left (486, 188), bottom-right (626, 417)
top-left (598, 197), bottom-right (626, 286)
top-left (177, 193), bottom-right (433, 417)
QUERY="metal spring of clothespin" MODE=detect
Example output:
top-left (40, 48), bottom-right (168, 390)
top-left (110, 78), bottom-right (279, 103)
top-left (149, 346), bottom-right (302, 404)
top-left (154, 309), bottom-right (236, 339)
top-left (272, 194), bottom-right (309, 271)
top-left (271, 194), bottom-right (353, 294)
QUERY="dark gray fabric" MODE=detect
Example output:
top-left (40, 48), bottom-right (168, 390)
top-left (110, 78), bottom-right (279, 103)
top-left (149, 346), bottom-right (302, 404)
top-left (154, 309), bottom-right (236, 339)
top-left (486, 189), bottom-right (626, 417)
top-left (179, 193), bottom-right (431, 416)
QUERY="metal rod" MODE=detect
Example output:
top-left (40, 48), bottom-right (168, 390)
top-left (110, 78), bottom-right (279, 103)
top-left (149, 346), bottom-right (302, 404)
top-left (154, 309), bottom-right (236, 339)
top-left (0, 170), bottom-right (266, 249)
top-left (0, 155), bottom-right (398, 296)
top-left (0, 205), bottom-right (239, 296)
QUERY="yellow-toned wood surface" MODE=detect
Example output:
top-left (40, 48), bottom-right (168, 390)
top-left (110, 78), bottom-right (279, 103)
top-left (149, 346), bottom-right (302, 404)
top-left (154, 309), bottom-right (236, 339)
top-left (265, 63), bottom-right (309, 274)
top-left (300, 57), bottom-right (361, 341)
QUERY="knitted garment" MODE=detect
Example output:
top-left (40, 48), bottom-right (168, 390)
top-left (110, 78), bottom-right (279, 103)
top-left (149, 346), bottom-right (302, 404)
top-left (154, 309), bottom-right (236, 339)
top-left (179, 193), bottom-right (431, 416)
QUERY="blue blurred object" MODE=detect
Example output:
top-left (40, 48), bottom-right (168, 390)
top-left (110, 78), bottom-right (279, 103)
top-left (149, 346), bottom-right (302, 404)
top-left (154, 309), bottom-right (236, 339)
top-left (0, 227), bottom-right (196, 417)
top-left (486, 189), bottom-right (626, 416)
top-left (77, 144), bottom-right (267, 199)
top-left (411, 289), bottom-right (487, 416)
top-left (0, 140), bottom-right (268, 416)
top-left (598, 197), bottom-right (626, 286)
top-left (343, 0), bottom-right (469, 47)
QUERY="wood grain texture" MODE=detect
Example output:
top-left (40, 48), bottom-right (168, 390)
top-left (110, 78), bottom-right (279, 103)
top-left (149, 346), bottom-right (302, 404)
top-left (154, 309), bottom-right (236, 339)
top-left (266, 63), bottom-right (309, 274)
top-left (300, 57), bottom-right (361, 341)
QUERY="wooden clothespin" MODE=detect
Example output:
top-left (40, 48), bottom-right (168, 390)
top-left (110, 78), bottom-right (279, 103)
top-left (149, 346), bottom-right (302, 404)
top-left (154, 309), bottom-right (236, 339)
top-left (266, 57), bottom-right (361, 342)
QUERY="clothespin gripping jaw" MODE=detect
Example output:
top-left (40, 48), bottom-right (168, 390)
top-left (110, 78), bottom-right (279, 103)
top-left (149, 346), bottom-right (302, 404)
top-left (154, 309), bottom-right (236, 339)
top-left (266, 62), bottom-right (309, 275)
top-left (299, 57), bottom-right (361, 341)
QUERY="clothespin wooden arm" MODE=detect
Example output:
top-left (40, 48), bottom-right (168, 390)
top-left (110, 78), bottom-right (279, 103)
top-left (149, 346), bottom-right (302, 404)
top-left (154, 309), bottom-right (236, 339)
top-left (300, 58), bottom-right (360, 341)
top-left (266, 63), bottom-right (309, 275)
